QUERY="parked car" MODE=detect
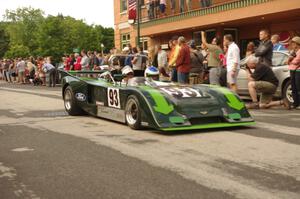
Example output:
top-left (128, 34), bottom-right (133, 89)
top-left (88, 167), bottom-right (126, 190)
top-left (237, 51), bottom-right (293, 103)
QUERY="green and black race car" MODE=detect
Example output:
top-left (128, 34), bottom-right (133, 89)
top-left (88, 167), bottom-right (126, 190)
top-left (60, 70), bottom-right (254, 131)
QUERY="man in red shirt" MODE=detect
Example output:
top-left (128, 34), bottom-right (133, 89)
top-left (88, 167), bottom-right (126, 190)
top-left (74, 53), bottom-right (82, 71)
top-left (176, 36), bottom-right (191, 84)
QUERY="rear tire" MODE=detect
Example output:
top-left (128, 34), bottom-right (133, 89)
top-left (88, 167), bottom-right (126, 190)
top-left (64, 86), bottom-right (84, 116)
top-left (282, 80), bottom-right (293, 104)
top-left (125, 95), bottom-right (142, 130)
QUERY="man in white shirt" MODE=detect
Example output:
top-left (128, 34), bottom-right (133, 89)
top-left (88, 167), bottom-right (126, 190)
top-left (157, 45), bottom-right (168, 81)
top-left (224, 34), bottom-right (240, 92)
top-left (80, 50), bottom-right (90, 71)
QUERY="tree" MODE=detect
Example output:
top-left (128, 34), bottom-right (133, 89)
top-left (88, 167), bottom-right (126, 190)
top-left (0, 22), bottom-right (10, 58)
top-left (1, 7), bottom-right (115, 62)
top-left (4, 7), bottom-right (44, 56)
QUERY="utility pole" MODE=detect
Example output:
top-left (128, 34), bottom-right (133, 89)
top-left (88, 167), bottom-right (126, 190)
top-left (137, 0), bottom-right (141, 47)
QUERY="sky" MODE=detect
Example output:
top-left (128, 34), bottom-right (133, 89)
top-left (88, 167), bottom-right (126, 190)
top-left (0, 0), bottom-right (115, 28)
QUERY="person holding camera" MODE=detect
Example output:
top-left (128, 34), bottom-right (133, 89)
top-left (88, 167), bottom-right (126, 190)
top-left (245, 55), bottom-right (290, 109)
top-left (288, 36), bottom-right (300, 109)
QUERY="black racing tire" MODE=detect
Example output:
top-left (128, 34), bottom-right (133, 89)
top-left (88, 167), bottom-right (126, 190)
top-left (125, 95), bottom-right (142, 130)
top-left (282, 80), bottom-right (293, 104)
top-left (64, 86), bottom-right (84, 116)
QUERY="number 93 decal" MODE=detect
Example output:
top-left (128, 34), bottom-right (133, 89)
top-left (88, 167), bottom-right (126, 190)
top-left (107, 88), bottom-right (120, 108)
top-left (160, 87), bottom-right (202, 98)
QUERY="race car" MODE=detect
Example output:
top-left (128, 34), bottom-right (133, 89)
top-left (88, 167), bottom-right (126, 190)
top-left (60, 70), bottom-right (255, 131)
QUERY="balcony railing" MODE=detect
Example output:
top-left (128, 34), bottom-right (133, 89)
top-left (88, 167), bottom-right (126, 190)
top-left (139, 0), bottom-right (272, 28)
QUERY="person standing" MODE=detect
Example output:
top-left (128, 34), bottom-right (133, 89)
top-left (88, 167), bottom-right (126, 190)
top-left (245, 41), bottom-right (256, 57)
top-left (287, 36), bottom-right (300, 109)
top-left (80, 50), bottom-right (90, 71)
top-left (201, 31), bottom-right (223, 85)
top-left (176, 36), bottom-right (191, 84)
top-left (132, 47), bottom-right (143, 76)
top-left (179, 0), bottom-right (185, 13)
top-left (271, 34), bottom-right (287, 51)
top-left (186, 0), bottom-right (192, 11)
top-left (43, 57), bottom-right (56, 87)
top-left (170, 0), bottom-right (176, 14)
top-left (168, 36), bottom-right (180, 82)
top-left (157, 45), bottom-right (169, 81)
top-left (2, 59), bottom-right (10, 82)
top-left (189, 40), bottom-right (204, 84)
top-left (74, 53), bottom-right (82, 71)
top-left (200, 0), bottom-right (211, 8)
top-left (149, 0), bottom-right (155, 19)
top-left (223, 34), bottom-right (240, 92)
top-left (159, 0), bottom-right (167, 17)
top-left (16, 58), bottom-right (26, 84)
top-left (255, 29), bottom-right (273, 66)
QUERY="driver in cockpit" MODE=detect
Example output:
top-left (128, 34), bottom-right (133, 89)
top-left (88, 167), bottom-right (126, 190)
top-left (122, 65), bottom-right (134, 84)
top-left (144, 66), bottom-right (159, 81)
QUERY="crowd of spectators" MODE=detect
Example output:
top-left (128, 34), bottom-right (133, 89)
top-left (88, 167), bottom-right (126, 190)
top-left (0, 57), bottom-right (52, 86)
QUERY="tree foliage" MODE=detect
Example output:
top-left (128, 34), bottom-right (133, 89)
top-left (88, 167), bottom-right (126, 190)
top-left (0, 22), bottom-right (10, 58)
top-left (1, 7), bottom-right (114, 62)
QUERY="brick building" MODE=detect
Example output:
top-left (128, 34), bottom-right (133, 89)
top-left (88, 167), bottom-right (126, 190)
top-left (114, 0), bottom-right (300, 56)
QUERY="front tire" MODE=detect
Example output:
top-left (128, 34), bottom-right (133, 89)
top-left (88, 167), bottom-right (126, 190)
top-left (64, 86), bottom-right (84, 116)
top-left (282, 80), bottom-right (294, 104)
top-left (125, 95), bottom-right (142, 130)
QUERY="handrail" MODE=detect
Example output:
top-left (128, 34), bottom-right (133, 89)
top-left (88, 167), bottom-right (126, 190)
top-left (139, 0), bottom-right (272, 28)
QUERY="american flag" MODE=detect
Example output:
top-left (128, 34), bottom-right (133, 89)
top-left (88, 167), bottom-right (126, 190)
top-left (128, 0), bottom-right (137, 20)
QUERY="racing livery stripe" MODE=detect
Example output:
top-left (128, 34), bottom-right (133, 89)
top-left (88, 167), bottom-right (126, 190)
top-left (212, 87), bottom-right (245, 110)
top-left (160, 122), bottom-right (256, 131)
top-left (140, 86), bottom-right (174, 115)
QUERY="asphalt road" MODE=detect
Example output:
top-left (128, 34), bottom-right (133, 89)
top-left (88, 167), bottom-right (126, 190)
top-left (0, 82), bottom-right (300, 199)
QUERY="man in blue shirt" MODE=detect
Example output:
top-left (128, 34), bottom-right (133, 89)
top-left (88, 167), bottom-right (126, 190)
top-left (271, 34), bottom-right (287, 51)
top-left (43, 59), bottom-right (56, 87)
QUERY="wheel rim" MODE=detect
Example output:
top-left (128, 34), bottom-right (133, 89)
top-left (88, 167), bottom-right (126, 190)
top-left (286, 85), bottom-right (294, 104)
top-left (126, 99), bottom-right (138, 125)
top-left (64, 90), bottom-right (72, 110)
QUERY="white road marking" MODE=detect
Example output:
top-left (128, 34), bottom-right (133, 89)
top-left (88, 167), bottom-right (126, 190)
top-left (0, 86), bottom-right (61, 97)
top-left (11, 147), bottom-right (34, 152)
top-left (256, 122), bottom-right (300, 136)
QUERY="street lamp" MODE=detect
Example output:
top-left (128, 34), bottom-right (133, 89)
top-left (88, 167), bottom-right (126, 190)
top-left (100, 43), bottom-right (104, 55)
top-left (137, 0), bottom-right (141, 47)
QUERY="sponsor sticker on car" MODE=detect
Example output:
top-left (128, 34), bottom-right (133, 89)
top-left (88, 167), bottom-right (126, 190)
top-left (107, 88), bottom-right (121, 108)
top-left (159, 87), bottom-right (202, 98)
top-left (75, 93), bottom-right (86, 101)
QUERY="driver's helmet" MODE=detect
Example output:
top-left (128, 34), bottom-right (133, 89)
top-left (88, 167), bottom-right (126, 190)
top-left (145, 66), bottom-right (159, 80)
top-left (99, 71), bottom-right (111, 79)
top-left (122, 65), bottom-right (134, 76)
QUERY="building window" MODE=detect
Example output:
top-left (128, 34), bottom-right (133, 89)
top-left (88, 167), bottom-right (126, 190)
top-left (121, 0), bottom-right (127, 13)
top-left (140, 37), bottom-right (148, 51)
top-left (121, 33), bottom-right (131, 49)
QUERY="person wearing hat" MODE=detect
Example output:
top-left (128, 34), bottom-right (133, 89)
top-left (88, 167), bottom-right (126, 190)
top-left (121, 65), bottom-right (134, 84)
top-left (288, 36), bottom-right (300, 109)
